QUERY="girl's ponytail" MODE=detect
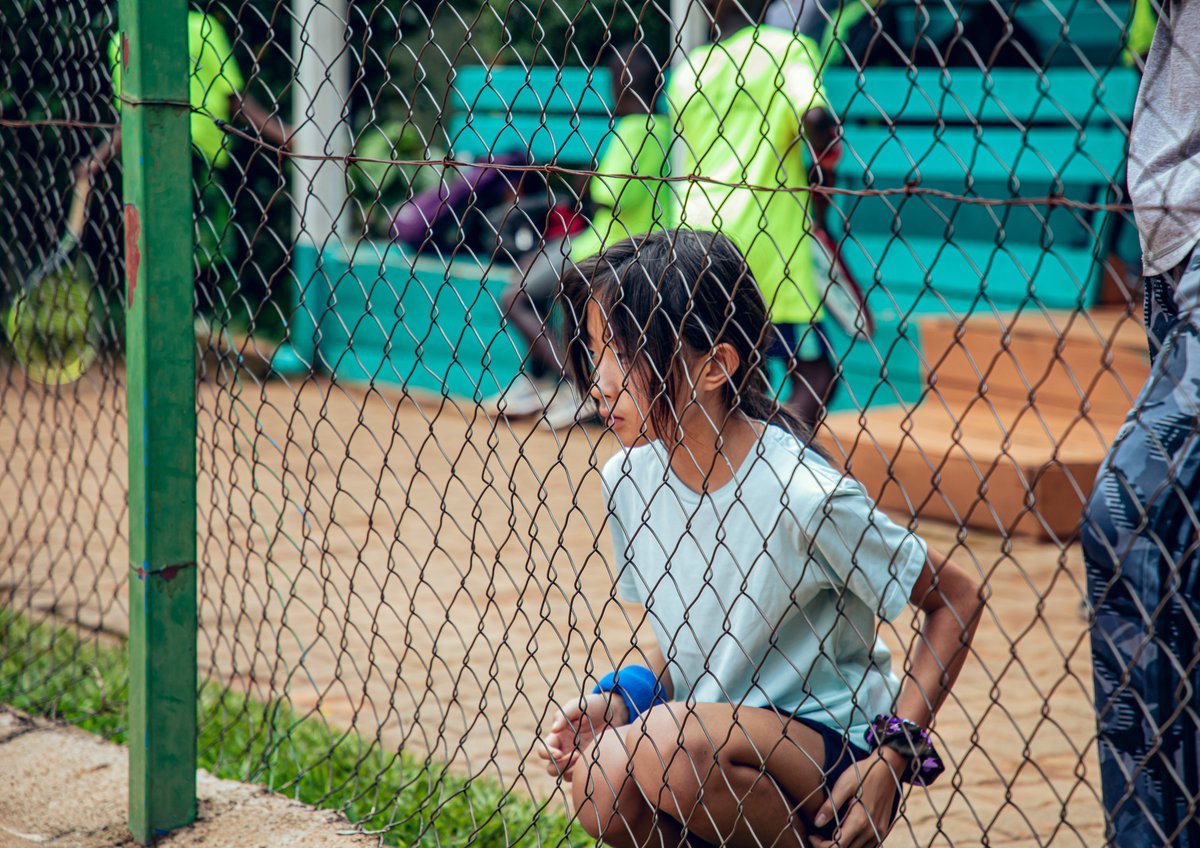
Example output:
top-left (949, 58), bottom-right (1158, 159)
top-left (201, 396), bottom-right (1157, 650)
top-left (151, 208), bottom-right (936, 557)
top-left (731, 335), bottom-right (828, 458)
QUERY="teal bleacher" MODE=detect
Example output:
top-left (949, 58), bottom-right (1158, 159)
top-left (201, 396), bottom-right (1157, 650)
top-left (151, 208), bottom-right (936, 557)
top-left (284, 0), bottom-right (1139, 411)
top-left (824, 64), bottom-right (1138, 407)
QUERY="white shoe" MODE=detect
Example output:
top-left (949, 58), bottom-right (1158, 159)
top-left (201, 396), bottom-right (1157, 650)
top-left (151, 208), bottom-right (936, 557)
top-left (538, 383), bottom-right (588, 430)
top-left (487, 375), bottom-right (557, 418)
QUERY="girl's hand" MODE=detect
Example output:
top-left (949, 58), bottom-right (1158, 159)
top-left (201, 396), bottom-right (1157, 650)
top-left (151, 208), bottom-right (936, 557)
top-left (537, 692), bottom-right (630, 781)
top-left (809, 748), bottom-right (905, 848)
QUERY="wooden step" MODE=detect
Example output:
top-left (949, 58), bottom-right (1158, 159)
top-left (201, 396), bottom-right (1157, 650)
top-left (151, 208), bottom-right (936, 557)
top-left (824, 308), bottom-right (1152, 539)
top-left (823, 396), bottom-right (1124, 539)
top-left (919, 308), bottom-right (1149, 422)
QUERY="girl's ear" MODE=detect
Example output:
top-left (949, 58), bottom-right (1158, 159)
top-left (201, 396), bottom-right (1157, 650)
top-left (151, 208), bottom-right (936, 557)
top-left (701, 342), bottom-right (741, 391)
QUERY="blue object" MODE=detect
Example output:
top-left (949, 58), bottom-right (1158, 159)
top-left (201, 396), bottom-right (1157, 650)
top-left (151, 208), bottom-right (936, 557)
top-left (270, 342), bottom-right (310, 378)
top-left (593, 665), bottom-right (669, 722)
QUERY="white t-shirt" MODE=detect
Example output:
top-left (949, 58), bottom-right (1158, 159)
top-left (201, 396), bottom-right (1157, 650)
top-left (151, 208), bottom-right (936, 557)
top-left (602, 424), bottom-right (927, 738)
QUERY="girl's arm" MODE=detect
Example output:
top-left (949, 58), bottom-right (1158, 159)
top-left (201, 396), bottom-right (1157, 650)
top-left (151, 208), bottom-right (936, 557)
top-left (812, 550), bottom-right (984, 846)
top-left (887, 548), bottom-right (984, 727)
top-left (539, 614), bottom-right (674, 779)
top-left (229, 91), bottom-right (292, 149)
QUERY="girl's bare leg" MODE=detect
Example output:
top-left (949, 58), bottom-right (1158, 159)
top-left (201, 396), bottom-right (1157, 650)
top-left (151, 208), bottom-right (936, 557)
top-left (572, 702), bottom-right (830, 848)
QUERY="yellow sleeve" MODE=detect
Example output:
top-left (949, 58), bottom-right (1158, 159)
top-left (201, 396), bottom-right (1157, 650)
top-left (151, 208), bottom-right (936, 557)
top-left (109, 33), bottom-right (122, 105)
top-left (783, 36), bottom-right (824, 113)
top-left (194, 13), bottom-right (245, 102)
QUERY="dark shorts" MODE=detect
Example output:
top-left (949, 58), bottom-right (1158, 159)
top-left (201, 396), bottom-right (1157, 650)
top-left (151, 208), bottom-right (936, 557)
top-left (783, 714), bottom-right (902, 838)
top-left (791, 715), bottom-right (872, 786)
top-left (767, 322), bottom-right (832, 363)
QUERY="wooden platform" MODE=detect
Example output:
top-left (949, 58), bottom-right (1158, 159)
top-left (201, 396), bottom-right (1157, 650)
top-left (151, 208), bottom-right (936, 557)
top-left (824, 308), bottom-right (1150, 539)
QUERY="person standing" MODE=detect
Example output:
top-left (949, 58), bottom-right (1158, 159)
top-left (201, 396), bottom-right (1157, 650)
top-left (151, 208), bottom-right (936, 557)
top-left (764, 0), bottom-right (832, 40)
top-left (492, 41), bottom-right (670, 428)
top-left (668, 0), bottom-right (841, 429)
top-left (1081, 3), bottom-right (1200, 845)
top-left (76, 12), bottom-right (290, 337)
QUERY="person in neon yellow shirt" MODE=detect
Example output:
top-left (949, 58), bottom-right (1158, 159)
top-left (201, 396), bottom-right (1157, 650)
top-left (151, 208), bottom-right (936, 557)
top-left (1125, 0), bottom-right (1158, 65)
top-left (108, 11), bottom-right (266, 171)
top-left (495, 41), bottom-right (671, 427)
top-left (565, 46), bottom-right (672, 267)
top-left (76, 12), bottom-right (289, 325)
top-left (670, 0), bottom-right (839, 428)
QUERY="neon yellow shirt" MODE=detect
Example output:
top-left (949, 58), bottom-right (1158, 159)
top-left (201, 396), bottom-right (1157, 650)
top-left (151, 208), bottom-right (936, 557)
top-left (669, 26), bottom-right (824, 324)
top-left (110, 12), bottom-right (245, 169)
top-left (569, 113), bottom-right (672, 262)
top-left (1124, 0), bottom-right (1158, 65)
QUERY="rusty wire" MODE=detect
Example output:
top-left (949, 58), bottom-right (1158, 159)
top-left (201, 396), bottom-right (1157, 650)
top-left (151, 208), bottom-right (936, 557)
top-left (4, 0), bottom-right (1196, 846)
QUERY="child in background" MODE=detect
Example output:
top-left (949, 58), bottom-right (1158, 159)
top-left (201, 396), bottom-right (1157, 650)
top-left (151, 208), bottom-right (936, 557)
top-left (540, 230), bottom-right (982, 847)
top-left (669, 0), bottom-right (840, 428)
top-left (493, 41), bottom-right (670, 428)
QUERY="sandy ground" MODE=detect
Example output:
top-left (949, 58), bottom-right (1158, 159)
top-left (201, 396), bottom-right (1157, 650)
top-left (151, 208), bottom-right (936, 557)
top-left (0, 707), bottom-right (376, 848)
top-left (0, 360), bottom-right (1105, 845)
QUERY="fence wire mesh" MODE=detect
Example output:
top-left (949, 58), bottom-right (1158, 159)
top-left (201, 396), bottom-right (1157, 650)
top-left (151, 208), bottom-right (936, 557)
top-left (4, 0), bottom-right (1199, 845)
top-left (0, 0), bottom-right (129, 735)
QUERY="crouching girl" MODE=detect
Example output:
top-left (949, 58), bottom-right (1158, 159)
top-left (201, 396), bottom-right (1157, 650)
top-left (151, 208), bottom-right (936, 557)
top-left (538, 230), bottom-right (983, 847)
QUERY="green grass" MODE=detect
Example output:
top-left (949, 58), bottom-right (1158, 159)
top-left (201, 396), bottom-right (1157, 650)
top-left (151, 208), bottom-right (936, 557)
top-left (0, 608), bottom-right (592, 846)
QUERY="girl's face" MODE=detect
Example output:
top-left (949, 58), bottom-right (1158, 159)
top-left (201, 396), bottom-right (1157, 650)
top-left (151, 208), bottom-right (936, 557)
top-left (584, 301), bottom-right (658, 447)
top-left (583, 300), bottom-right (737, 449)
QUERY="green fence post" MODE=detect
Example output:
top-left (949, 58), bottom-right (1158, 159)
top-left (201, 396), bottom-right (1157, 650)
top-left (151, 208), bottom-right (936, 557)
top-left (119, 0), bottom-right (197, 841)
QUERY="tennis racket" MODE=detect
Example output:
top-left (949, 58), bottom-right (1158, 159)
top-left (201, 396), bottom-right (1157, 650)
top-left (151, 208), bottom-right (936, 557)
top-left (813, 226), bottom-right (874, 340)
top-left (6, 173), bottom-right (99, 384)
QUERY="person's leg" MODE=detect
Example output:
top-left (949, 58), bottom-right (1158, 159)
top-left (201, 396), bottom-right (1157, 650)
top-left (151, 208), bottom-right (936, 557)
top-left (193, 160), bottom-right (232, 321)
top-left (501, 244), bottom-right (568, 379)
top-left (785, 354), bottom-right (837, 429)
top-left (771, 323), bottom-right (839, 429)
top-left (1082, 269), bottom-right (1200, 847)
top-left (572, 702), bottom-right (833, 848)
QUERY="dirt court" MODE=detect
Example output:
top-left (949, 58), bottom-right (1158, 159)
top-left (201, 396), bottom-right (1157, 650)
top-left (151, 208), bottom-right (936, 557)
top-left (1, 361), bottom-right (1104, 846)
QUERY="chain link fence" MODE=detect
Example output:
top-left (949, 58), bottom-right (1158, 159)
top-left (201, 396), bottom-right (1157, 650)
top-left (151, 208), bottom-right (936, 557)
top-left (1, 0), bottom-right (129, 735)
top-left (4, 0), bottom-right (1198, 845)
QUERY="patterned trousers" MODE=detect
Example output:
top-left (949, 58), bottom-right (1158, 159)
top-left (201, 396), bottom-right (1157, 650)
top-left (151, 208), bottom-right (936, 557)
top-left (1082, 246), bottom-right (1200, 847)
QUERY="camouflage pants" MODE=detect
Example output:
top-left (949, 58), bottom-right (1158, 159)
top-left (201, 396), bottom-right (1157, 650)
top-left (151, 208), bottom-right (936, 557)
top-left (1082, 246), bottom-right (1200, 847)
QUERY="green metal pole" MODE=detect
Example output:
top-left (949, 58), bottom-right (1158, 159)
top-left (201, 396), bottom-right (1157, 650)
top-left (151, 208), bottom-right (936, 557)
top-left (119, 0), bottom-right (197, 841)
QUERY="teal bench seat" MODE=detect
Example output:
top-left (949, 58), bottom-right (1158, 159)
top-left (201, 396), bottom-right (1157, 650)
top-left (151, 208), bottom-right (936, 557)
top-left (310, 242), bottom-right (523, 400)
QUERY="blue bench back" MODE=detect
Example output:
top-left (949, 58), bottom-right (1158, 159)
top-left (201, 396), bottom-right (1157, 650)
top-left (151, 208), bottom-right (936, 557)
top-left (449, 66), bottom-right (617, 166)
top-left (822, 65), bottom-right (1139, 402)
top-left (399, 56), bottom-right (1140, 405)
top-left (862, 0), bottom-right (1135, 69)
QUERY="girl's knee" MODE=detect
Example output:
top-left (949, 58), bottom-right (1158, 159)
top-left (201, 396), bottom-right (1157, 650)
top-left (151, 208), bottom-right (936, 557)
top-left (571, 730), bottom-right (646, 842)
top-left (636, 703), bottom-right (717, 821)
top-left (572, 707), bottom-right (707, 842)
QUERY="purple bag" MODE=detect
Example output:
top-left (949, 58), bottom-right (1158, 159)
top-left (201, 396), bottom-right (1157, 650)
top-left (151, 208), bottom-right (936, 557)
top-left (390, 152), bottom-right (529, 248)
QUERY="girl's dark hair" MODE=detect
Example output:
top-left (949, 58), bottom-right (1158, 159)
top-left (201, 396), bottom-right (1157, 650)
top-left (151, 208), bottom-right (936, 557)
top-left (562, 228), bottom-right (816, 446)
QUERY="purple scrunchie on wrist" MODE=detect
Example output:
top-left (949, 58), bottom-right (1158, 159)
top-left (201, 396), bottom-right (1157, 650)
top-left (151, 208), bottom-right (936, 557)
top-left (864, 714), bottom-right (946, 786)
